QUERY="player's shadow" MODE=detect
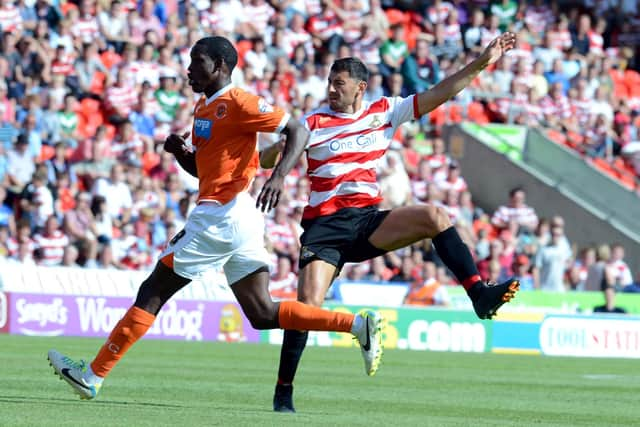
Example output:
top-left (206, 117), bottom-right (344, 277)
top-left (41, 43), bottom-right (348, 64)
top-left (0, 394), bottom-right (185, 409)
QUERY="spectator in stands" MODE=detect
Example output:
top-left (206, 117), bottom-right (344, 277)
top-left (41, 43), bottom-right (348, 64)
top-left (266, 204), bottom-right (299, 258)
top-left (583, 113), bottom-right (615, 158)
top-left (610, 243), bottom-right (634, 288)
top-left (53, 95), bottom-right (81, 148)
top-left (491, 187), bottom-right (539, 233)
top-left (540, 81), bottom-right (574, 131)
top-left (363, 71), bottom-right (384, 102)
top-left (402, 37), bottom-right (441, 94)
top-left (75, 42), bottom-right (108, 97)
top-left (0, 185), bottom-right (15, 236)
top-left (622, 271), bottom-right (640, 293)
top-left (379, 149), bottom-right (411, 208)
top-left (0, 79), bottom-right (16, 126)
top-left (571, 13), bottom-right (592, 56)
top-left (62, 244), bottom-right (81, 267)
top-left (533, 32), bottom-right (563, 72)
top-left (534, 225), bottom-right (572, 292)
top-left (430, 22), bottom-right (463, 62)
top-left (63, 191), bottom-right (98, 267)
top-left (363, 256), bottom-right (394, 282)
top-left (513, 254), bottom-right (534, 291)
top-left (91, 163), bottom-right (132, 227)
top-left (98, 0), bottom-right (130, 52)
top-left (378, 23), bottom-right (408, 77)
top-left (33, 214), bottom-right (69, 266)
top-left (403, 261), bottom-right (450, 306)
top-left (491, 0), bottom-right (518, 32)
top-left (434, 160), bottom-right (467, 194)
top-left (307, 0), bottom-right (344, 55)
top-left (270, 255), bottom-right (298, 300)
top-left (353, 22), bottom-right (382, 74)
top-left (19, 168), bottom-right (54, 230)
top-left (390, 255), bottom-right (416, 283)
top-left (104, 67), bottom-right (138, 124)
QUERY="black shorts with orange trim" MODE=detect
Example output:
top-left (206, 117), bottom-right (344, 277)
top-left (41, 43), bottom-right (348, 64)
top-left (298, 205), bottom-right (390, 270)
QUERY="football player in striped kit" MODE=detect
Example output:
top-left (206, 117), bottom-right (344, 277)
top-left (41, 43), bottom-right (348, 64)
top-left (263, 32), bottom-right (521, 413)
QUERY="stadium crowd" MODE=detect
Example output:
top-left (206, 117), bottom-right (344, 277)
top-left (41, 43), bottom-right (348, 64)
top-left (0, 0), bottom-right (638, 303)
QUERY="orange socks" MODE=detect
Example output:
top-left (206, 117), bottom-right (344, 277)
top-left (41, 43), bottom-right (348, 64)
top-left (90, 306), bottom-right (155, 378)
top-left (89, 303), bottom-right (352, 378)
top-left (278, 301), bottom-right (354, 332)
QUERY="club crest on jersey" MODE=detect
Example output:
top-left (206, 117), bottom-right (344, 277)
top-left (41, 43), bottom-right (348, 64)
top-left (258, 97), bottom-right (274, 113)
top-left (369, 115), bottom-right (382, 128)
top-left (216, 103), bottom-right (228, 119)
top-left (194, 118), bottom-right (212, 139)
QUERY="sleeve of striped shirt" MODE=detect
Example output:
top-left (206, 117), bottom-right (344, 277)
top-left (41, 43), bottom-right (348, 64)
top-left (386, 95), bottom-right (417, 129)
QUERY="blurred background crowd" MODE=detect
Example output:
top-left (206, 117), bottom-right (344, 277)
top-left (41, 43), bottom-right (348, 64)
top-left (0, 0), bottom-right (638, 305)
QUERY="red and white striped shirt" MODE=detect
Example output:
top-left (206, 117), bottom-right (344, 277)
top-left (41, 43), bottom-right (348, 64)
top-left (0, 4), bottom-right (22, 33)
top-left (588, 30), bottom-right (604, 56)
top-left (72, 16), bottom-right (100, 42)
top-left (548, 29), bottom-right (572, 52)
top-left (539, 94), bottom-right (571, 119)
top-left (282, 28), bottom-right (313, 58)
top-left (6, 237), bottom-right (36, 258)
top-left (266, 220), bottom-right (297, 249)
top-left (427, 2), bottom-right (452, 24)
top-left (33, 231), bottom-right (70, 266)
top-left (105, 84), bottom-right (138, 116)
top-left (491, 205), bottom-right (539, 229)
top-left (242, 2), bottom-right (274, 35)
top-left (302, 96), bottom-right (417, 219)
top-left (132, 60), bottom-right (160, 87)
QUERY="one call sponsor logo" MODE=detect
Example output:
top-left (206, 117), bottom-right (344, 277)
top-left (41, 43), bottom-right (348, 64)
top-left (328, 134), bottom-right (377, 152)
top-left (0, 292), bottom-right (8, 333)
top-left (540, 316), bottom-right (640, 358)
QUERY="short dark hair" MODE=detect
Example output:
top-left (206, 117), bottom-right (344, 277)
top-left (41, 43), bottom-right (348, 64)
top-left (330, 57), bottom-right (369, 83)
top-left (195, 36), bottom-right (238, 72)
top-left (509, 187), bottom-right (524, 197)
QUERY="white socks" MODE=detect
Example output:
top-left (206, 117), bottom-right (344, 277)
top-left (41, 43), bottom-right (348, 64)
top-left (350, 313), bottom-right (364, 336)
top-left (84, 365), bottom-right (104, 385)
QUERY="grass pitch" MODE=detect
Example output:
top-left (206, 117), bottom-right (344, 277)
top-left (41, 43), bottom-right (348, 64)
top-left (1, 335), bottom-right (636, 426)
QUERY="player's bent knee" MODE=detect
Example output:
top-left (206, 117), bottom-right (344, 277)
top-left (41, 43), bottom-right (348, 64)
top-left (423, 205), bottom-right (451, 233)
top-left (243, 300), bottom-right (279, 330)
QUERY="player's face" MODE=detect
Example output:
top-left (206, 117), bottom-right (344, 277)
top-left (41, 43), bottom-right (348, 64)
top-left (327, 70), bottom-right (366, 113)
top-left (188, 46), bottom-right (217, 94)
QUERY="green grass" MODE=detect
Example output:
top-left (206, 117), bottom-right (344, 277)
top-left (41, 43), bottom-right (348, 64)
top-left (1, 335), bottom-right (637, 427)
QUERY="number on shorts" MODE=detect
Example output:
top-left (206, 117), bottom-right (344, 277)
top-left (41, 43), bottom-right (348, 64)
top-left (170, 229), bottom-right (186, 245)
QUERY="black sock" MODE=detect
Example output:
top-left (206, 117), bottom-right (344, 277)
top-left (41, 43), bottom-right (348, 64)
top-left (277, 330), bottom-right (309, 385)
top-left (432, 226), bottom-right (482, 293)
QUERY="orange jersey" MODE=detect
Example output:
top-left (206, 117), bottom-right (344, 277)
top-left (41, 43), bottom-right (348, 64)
top-left (192, 85), bottom-right (289, 204)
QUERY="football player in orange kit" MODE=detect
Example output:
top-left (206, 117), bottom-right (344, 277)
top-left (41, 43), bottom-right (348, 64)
top-left (48, 36), bottom-right (385, 400)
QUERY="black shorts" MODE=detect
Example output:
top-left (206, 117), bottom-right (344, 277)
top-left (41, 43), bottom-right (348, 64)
top-left (298, 206), bottom-right (391, 270)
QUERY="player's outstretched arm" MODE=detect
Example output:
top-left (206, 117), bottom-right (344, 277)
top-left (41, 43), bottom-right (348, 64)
top-left (414, 32), bottom-right (516, 117)
top-left (256, 117), bottom-right (309, 212)
top-left (164, 132), bottom-right (198, 178)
